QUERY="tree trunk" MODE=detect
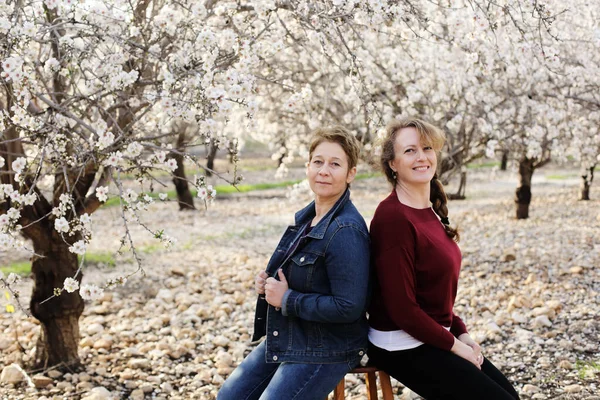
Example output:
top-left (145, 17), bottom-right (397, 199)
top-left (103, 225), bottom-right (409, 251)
top-left (448, 171), bottom-right (467, 200)
top-left (30, 233), bottom-right (84, 369)
top-left (206, 138), bottom-right (218, 177)
top-left (500, 150), bottom-right (509, 171)
top-left (171, 131), bottom-right (195, 210)
top-left (515, 157), bottom-right (535, 219)
top-left (580, 165), bottom-right (595, 201)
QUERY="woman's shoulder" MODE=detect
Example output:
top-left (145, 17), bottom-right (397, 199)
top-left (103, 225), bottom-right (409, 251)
top-left (332, 200), bottom-right (368, 233)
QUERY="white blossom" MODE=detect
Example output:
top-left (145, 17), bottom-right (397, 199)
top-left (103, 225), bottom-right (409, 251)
top-left (80, 284), bottom-right (104, 301)
top-left (69, 240), bottom-right (86, 255)
top-left (11, 157), bottom-right (26, 173)
top-left (63, 277), bottom-right (79, 293)
top-left (54, 217), bottom-right (70, 233)
top-left (96, 186), bottom-right (109, 202)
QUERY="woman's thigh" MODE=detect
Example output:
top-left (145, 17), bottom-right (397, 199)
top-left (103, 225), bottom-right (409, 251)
top-left (369, 343), bottom-right (519, 400)
top-left (259, 360), bottom-right (354, 400)
top-left (217, 341), bottom-right (279, 400)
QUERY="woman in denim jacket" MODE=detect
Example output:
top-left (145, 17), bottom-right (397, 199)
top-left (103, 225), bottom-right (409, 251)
top-left (218, 127), bottom-right (370, 400)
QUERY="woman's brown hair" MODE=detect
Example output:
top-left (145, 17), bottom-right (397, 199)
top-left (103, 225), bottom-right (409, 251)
top-left (380, 117), bottom-right (459, 242)
top-left (309, 126), bottom-right (360, 170)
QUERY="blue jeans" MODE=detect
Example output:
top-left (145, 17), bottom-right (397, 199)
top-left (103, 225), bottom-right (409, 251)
top-left (218, 341), bottom-right (356, 400)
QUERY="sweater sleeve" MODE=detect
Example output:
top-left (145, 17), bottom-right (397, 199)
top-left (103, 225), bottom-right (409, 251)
top-left (372, 214), bottom-right (456, 351)
top-left (450, 312), bottom-right (468, 337)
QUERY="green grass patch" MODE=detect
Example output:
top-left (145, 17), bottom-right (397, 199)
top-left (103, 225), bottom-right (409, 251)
top-left (546, 173), bottom-right (577, 180)
top-left (0, 261), bottom-right (31, 276)
top-left (576, 360), bottom-right (600, 380)
top-left (81, 252), bottom-right (116, 267)
top-left (466, 161), bottom-right (500, 169)
top-left (1, 251), bottom-right (117, 277)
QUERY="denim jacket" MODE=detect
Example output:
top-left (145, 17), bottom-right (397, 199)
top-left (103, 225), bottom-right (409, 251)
top-left (252, 188), bottom-right (371, 364)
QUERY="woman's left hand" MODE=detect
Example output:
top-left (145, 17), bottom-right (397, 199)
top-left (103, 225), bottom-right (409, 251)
top-left (458, 333), bottom-right (484, 366)
top-left (265, 269), bottom-right (289, 308)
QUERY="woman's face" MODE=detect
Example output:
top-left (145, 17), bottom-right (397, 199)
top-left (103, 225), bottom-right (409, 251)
top-left (307, 141), bottom-right (356, 202)
top-left (389, 127), bottom-right (437, 185)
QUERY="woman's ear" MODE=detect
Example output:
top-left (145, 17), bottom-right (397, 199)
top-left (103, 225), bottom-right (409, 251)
top-left (346, 166), bottom-right (357, 184)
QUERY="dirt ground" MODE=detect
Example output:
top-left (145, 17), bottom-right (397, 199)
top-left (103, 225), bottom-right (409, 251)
top-left (0, 161), bottom-right (599, 399)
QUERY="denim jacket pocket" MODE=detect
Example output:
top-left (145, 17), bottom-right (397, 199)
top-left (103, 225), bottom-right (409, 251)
top-left (289, 252), bottom-right (320, 292)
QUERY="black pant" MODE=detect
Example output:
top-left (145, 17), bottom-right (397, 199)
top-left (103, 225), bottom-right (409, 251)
top-left (368, 343), bottom-right (520, 400)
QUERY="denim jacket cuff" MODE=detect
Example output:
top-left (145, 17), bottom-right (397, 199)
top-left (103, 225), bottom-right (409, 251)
top-left (281, 289), bottom-right (293, 316)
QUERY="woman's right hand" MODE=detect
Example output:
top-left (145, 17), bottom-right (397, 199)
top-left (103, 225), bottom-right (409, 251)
top-left (450, 337), bottom-right (481, 369)
top-left (255, 271), bottom-right (268, 295)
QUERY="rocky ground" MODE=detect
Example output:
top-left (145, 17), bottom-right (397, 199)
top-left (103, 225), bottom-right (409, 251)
top-left (0, 164), bottom-right (599, 399)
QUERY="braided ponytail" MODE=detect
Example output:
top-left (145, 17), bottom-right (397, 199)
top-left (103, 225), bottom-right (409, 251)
top-left (430, 175), bottom-right (460, 242)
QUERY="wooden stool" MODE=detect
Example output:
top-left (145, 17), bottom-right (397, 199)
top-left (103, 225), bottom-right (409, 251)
top-left (328, 366), bottom-right (394, 400)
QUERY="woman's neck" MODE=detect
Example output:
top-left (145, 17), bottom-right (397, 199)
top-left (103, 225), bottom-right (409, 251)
top-left (395, 182), bottom-right (430, 209)
top-left (312, 192), bottom-right (344, 226)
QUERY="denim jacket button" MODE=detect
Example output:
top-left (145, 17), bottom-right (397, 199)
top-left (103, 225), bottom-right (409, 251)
top-left (300, 256), bottom-right (305, 263)
top-left (273, 355), bottom-right (278, 361)
top-left (359, 350), bottom-right (364, 356)
top-left (275, 307), bottom-right (281, 312)
top-left (273, 331), bottom-right (279, 337)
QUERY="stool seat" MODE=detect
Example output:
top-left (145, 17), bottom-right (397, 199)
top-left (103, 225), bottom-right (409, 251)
top-left (327, 366), bottom-right (393, 400)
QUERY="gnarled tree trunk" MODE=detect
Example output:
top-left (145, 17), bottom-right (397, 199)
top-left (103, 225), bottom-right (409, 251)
top-left (30, 230), bottom-right (84, 369)
top-left (206, 138), bottom-right (218, 178)
top-left (500, 150), bottom-right (509, 171)
top-left (172, 131), bottom-right (195, 210)
top-left (515, 157), bottom-right (535, 219)
top-left (448, 170), bottom-right (467, 200)
top-left (580, 165), bottom-right (595, 201)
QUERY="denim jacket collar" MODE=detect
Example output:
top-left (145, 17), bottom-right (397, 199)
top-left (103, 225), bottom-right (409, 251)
top-left (293, 187), bottom-right (351, 240)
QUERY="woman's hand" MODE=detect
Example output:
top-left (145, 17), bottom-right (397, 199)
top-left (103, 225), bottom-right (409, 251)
top-left (458, 333), bottom-right (484, 366)
top-left (265, 269), bottom-right (289, 308)
top-left (255, 270), bottom-right (268, 295)
top-left (450, 337), bottom-right (481, 369)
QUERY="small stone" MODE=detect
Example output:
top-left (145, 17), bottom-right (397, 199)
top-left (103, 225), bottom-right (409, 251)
top-left (558, 360), bottom-right (573, 369)
top-left (522, 384), bottom-right (541, 393)
top-left (86, 323), bottom-right (104, 336)
top-left (170, 267), bottom-right (186, 276)
top-left (156, 289), bottom-right (174, 302)
top-left (0, 338), bottom-right (12, 351)
top-left (503, 252), bottom-right (516, 262)
top-left (130, 389), bottom-right (145, 400)
top-left (56, 381), bottom-right (74, 391)
top-left (564, 384), bottom-right (583, 393)
top-left (80, 337), bottom-right (94, 348)
top-left (141, 383), bottom-right (154, 393)
top-left (33, 374), bottom-right (53, 388)
top-left (81, 386), bottom-right (112, 400)
top-left (213, 335), bottom-right (230, 347)
top-left (127, 358), bottom-right (151, 370)
top-left (569, 266), bottom-right (583, 274)
top-left (532, 307), bottom-right (555, 319)
top-left (1, 364), bottom-right (26, 384)
top-left (511, 312), bottom-right (527, 324)
top-left (93, 338), bottom-right (112, 350)
top-left (533, 315), bottom-right (552, 328)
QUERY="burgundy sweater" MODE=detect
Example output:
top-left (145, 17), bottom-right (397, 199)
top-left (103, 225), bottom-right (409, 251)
top-left (368, 192), bottom-right (467, 351)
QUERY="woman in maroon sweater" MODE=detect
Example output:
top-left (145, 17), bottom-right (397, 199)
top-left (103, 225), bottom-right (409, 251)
top-left (368, 117), bottom-right (519, 399)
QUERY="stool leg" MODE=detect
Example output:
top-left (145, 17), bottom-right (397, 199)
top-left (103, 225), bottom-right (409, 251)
top-left (378, 370), bottom-right (394, 400)
top-left (333, 376), bottom-right (345, 400)
top-left (365, 371), bottom-right (378, 400)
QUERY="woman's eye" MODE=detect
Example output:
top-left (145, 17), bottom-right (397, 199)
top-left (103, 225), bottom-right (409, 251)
top-left (405, 149), bottom-right (414, 153)
top-left (313, 160), bottom-right (323, 165)
top-left (424, 146), bottom-right (433, 151)
top-left (333, 162), bottom-right (340, 167)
